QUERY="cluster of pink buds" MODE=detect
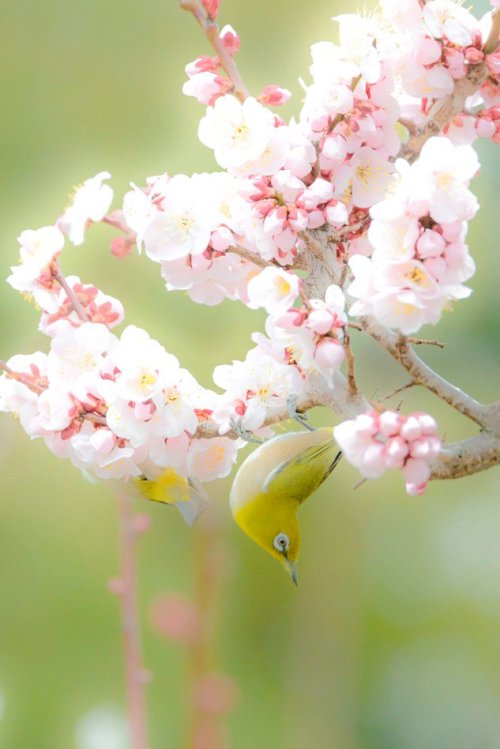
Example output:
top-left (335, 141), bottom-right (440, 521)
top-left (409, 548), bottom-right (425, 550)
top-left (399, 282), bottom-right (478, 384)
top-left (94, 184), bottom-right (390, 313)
top-left (334, 410), bottom-right (442, 495)
top-left (444, 105), bottom-right (500, 146)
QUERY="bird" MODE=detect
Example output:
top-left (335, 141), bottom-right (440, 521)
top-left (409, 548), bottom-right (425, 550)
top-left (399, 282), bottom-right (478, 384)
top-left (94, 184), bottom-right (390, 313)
top-left (229, 427), bottom-right (342, 585)
top-left (132, 467), bottom-right (210, 525)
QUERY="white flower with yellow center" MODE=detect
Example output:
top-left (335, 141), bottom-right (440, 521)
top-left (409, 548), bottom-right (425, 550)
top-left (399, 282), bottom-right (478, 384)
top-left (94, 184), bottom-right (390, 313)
top-left (409, 137), bottom-right (479, 223)
top-left (247, 267), bottom-right (300, 315)
top-left (350, 148), bottom-right (394, 208)
top-left (48, 322), bottom-right (112, 397)
top-left (187, 437), bottom-right (239, 482)
top-left (142, 174), bottom-right (212, 262)
top-left (198, 94), bottom-right (276, 171)
top-left (110, 325), bottom-right (179, 403)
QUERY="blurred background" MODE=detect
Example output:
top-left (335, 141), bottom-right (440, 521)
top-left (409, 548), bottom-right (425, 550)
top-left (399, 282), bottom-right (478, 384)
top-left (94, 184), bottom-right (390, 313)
top-left (1, 0), bottom-right (499, 747)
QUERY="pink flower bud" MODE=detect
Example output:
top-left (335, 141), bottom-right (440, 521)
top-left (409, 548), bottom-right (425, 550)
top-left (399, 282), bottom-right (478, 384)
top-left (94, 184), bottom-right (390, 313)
top-left (210, 227), bottom-right (233, 251)
top-left (360, 443), bottom-right (386, 478)
top-left (185, 56), bottom-right (219, 77)
top-left (403, 457), bottom-right (431, 485)
top-left (219, 24), bottom-right (240, 55)
top-left (273, 308), bottom-right (308, 328)
top-left (406, 481), bottom-right (428, 496)
top-left (416, 413), bottom-right (438, 435)
top-left (465, 47), bottom-right (484, 64)
top-left (201, 0), bottom-right (220, 19)
top-left (354, 412), bottom-right (379, 437)
top-left (110, 236), bottom-right (134, 258)
top-left (258, 84), bottom-right (292, 106)
top-left (423, 256), bottom-right (447, 280)
top-left (384, 436), bottom-right (410, 469)
top-left (314, 338), bottom-right (345, 371)
top-left (416, 229), bottom-right (445, 259)
top-left (444, 49), bottom-right (466, 80)
top-left (325, 200), bottom-right (349, 226)
top-left (400, 416), bottom-right (422, 442)
top-left (307, 308), bottom-right (334, 335)
top-left (378, 410), bottom-right (402, 438)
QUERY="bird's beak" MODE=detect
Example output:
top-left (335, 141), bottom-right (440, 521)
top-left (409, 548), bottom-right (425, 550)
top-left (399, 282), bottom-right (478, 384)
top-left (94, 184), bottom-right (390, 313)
top-left (286, 559), bottom-right (299, 587)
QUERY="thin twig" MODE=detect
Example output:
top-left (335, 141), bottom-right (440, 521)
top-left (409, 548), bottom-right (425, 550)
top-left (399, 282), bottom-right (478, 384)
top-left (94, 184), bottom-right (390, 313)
top-left (52, 268), bottom-right (90, 322)
top-left (114, 493), bottom-right (150, 749)
top-left (343, 333), bottom-right (358, 397)
top-left (0, 361), bottom-right (45, 394)
top-left (407, 337), bottom-right (446, 348)
top-left (379, 380), bottom-right (415, 403)
top-left (360, 316), bottom-right (489, 427)
top-left (179, 0), bottom-right (250, 101)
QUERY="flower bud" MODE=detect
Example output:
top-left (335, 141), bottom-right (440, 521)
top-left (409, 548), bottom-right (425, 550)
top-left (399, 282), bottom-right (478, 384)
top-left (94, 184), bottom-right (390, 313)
top-left (201, 0), bottom-right (220, 19)
top-left (219, 24), bottom-right (240, 55)
top-left (258, 84), bottom-right (291, 106)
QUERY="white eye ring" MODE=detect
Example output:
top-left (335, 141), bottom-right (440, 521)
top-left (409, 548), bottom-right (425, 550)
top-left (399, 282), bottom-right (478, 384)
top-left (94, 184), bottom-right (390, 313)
top-left (273, 532), bottom-right (290, 553)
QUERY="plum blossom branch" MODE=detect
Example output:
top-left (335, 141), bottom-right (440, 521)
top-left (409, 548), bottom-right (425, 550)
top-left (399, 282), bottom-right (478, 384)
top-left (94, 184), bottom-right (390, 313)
top-left (358, 315), bottom-right (491, 428)
top-left (179, 0), bottom-right (250, 101)
top-left (52, 267), bottom-right (90, 322)
top-left (401, 11), bottom-right (500, 161)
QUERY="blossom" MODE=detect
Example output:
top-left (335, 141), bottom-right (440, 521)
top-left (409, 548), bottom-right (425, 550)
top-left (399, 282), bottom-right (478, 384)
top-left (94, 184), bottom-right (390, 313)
top-left (7, 226), bottom-right (65, 312)
top-left (349, 148), bottom-right (394, 209)
top-left (141, 174), bottom-right (213, 261)
top-left (110, 325), bottom-right (178, 403)
top-left (198, 95), bottom-right (276, 171)
top-left (187, 437), bottom-right (239, 482)
top-left (334, 410), bottom-right (441, 494)
top-left (409, 137), bottom-right (479, 223)
top-left (246, 267), bottom-right (300, 315)
top-left (213, 349), bottom-right (304, 433)
top-left (59, 172), bottom-right (113, 245)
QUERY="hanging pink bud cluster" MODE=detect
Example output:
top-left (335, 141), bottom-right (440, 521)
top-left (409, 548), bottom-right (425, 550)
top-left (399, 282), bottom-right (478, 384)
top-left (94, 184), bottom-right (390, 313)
top-left (334, 410), bottom-right (441, 496)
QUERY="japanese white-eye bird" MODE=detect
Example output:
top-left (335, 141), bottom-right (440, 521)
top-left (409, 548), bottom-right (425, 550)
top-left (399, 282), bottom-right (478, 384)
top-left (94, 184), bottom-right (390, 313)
top-left (230, 427), bottom-right (342, 585)
top-left (131, 468), bottom-right (210, 525)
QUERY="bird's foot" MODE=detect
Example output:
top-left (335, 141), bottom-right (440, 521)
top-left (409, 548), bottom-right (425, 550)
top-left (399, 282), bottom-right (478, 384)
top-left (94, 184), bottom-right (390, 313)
top-left (286, 395), bottom-right (315, 431)
top-left (229, 418), bottom-right (265, 444)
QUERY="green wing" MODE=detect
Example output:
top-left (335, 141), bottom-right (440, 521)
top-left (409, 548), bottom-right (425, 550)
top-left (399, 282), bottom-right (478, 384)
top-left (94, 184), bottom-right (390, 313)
top-left (264, 440), bottom-right (342, 504)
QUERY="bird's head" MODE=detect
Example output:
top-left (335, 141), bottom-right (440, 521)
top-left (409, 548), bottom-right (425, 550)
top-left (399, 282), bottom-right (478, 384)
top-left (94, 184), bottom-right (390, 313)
top-left (233, 494), bottom-right (301, 585)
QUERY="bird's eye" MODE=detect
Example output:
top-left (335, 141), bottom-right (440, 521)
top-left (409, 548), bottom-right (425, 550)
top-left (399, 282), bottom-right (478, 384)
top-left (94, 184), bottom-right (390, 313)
top-left (273, 532), bottom-right (290, 553)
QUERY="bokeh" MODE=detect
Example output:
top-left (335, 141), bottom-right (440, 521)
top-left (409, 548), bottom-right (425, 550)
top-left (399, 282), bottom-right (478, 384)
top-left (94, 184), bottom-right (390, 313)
top-left (0, 1), bottom-right (499, 747)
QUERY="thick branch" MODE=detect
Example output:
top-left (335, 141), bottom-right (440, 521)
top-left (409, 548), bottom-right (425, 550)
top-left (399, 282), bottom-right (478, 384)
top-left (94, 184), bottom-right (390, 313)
top-left (430, 432), bottom-right (500, 480)
top-left (359, 315), bottom-right (491, 429)
top-left (401, 63), bottom-right (490, 162)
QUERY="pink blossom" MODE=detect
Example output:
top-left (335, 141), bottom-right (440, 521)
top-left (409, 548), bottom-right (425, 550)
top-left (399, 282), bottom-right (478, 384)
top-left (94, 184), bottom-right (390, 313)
top-left (259, 84), bottom-right (292, 107)
top-left (183, 72), bottom-right (232, 106)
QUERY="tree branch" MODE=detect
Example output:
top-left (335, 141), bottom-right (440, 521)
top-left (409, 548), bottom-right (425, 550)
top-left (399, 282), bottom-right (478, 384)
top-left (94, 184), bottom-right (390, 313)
top-left (359, 315), bottom-right (491, 429)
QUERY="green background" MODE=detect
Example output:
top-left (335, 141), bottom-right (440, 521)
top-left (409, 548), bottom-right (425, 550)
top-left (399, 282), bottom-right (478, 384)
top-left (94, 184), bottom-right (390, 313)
top-left (0, 1), bottom-right (499, 747)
